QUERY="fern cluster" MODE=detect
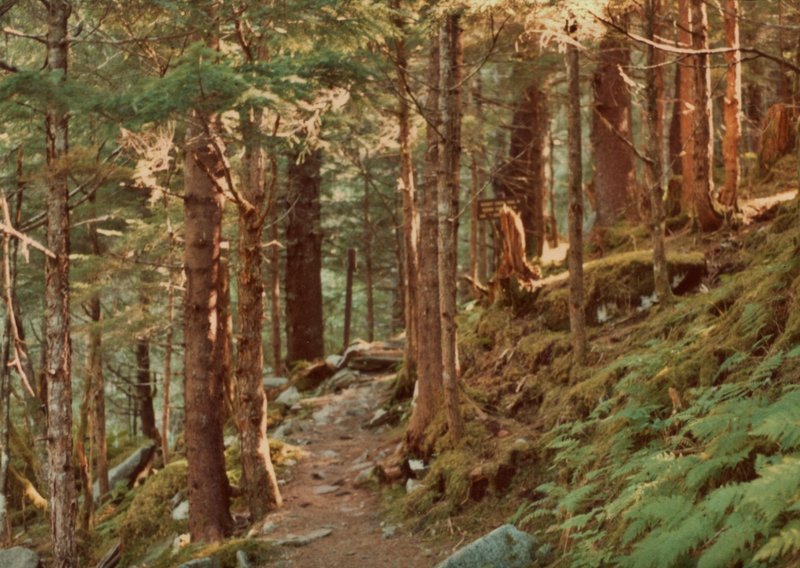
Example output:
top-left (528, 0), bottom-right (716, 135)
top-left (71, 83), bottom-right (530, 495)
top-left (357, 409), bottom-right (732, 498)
top-left (531, 341), bottom-right (800, 567)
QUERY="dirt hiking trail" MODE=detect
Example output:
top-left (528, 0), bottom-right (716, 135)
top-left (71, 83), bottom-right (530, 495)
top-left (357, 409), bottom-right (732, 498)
top-left (257, 374), bottom-right (460, 568)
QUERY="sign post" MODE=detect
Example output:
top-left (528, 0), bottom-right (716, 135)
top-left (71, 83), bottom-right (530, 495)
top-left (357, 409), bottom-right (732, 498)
top-left (477, 197), bottom-right (523, 220)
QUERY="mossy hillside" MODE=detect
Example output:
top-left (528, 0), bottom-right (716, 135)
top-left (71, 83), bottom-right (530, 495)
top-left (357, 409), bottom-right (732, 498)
top-left (503, 250), bottom-right (706, 331)
top-left (408, 199), bottom-right (800, 565)
top-left (149, 539), bottom-right (277, 568)
top-left (531, 203), bottom-right (800, 566)
top-left (119, 459), bottom-right (188, 566)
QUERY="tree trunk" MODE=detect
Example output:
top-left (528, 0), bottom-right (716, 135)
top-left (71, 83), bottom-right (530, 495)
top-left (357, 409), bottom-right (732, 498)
top-left (720, 0), bottom-right (741, 209)
top-left (591, 26), bottom-right (636, 228)
top-left (393, 4), bottom-right (420, 396)
top-left (495, 82), bottom-right (547, 258)
top-left (285, 149), bottom-right (325, 364)
top-left (235, 105), bottom-right (283, 520)
top-left (645, 0), bottom-right (673, 304)
top-left (135, 334), bottom-right (157, 441)
top-left (362, 179), bottom-right (375, 343)
top-left (692, 0), bottom-right (723, 231)
top-left (406, 33), bottom-right (443, 455)
top-left (566, 29), bottom-right (587, 365)
top-left (183, 108), bottom-right (233, 541)
top-left (75, 355), bottom-right (93, 532)
top-left (45, 1), bottom-right (76, 564)
top-left (268, 215), bottom-right (283, 376)
top-left (87, 211), bottom-right (108, 498)
top-left (438, 12), bottom-right (465, 445)
top-left (678, 0), bottom-right (696, 214)
top-left (218, 255), bottom-right (235, 423)
top-left (161, 198), bottom-right (175, 465)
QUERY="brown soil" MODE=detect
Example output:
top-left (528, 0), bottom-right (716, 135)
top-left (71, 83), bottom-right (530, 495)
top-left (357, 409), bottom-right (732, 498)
top-left (256, 374), bottom-right (460, 568)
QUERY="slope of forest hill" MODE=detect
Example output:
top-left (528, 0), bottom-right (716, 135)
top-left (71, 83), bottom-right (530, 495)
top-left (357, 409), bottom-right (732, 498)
top-left (397, 174), bottom-right (800, 566)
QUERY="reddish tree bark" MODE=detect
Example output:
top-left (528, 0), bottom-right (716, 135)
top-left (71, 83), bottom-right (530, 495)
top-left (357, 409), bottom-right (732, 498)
top-left (407, 33), bottom-right (443, 455)
top-left (393, 2), bottom-right (420, 397)
top-left (692, 0), bottom-right (723, 231)
top-left (44, 1), bottom-right (77, 564)
top-left (678, 0), bottom-right (696, 214)
top-left (438, 12), bottom-right (465, 445)
top-left (285, 149), bottom-right (325, 364)
top-left (496, 83), bottom-right (548, 257)
top-left (183, 110), bottom-right (233, 541)
top-left (591, 28), bottom-right (636, 228)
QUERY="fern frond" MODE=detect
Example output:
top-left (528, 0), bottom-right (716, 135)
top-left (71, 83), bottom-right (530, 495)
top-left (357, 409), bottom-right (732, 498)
top-left (753, 521), bottom-right (800, 563)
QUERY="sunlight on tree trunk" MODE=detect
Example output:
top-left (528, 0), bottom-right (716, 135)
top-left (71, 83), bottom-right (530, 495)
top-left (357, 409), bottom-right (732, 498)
top-left (692, 0), bottom-right (723, 231)
top-left (720, 0), bottom-right (742, 209)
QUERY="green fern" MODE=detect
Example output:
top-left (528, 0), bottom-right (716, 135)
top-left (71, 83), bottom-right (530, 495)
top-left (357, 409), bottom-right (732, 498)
top-left (753, 521), bottom-right (800, 562)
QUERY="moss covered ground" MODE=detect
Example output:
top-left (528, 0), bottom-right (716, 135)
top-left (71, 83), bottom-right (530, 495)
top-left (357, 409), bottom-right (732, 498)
top-left (402, 182), bottom-right (800, 565)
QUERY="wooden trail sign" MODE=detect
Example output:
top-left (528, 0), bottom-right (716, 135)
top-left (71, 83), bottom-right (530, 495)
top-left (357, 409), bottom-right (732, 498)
top-left (477, 197), bottom-right (523, 220)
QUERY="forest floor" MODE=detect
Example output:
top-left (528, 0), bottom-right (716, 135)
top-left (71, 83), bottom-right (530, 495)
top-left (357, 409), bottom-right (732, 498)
top-left (255, 374), bottom-right (460, 568)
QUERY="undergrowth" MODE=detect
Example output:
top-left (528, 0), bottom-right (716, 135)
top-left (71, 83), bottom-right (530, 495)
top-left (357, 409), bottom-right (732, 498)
top-left (526, 202), bottom-right (800, 567)
top-left (412, 196), bottom-right (800, 566)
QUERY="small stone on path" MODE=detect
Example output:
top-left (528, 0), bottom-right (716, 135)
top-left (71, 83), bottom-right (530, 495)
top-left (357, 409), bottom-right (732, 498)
top-left (274, 527), bottom-right (333, 547)
top-left (313, 484), bottom-right (340, 495)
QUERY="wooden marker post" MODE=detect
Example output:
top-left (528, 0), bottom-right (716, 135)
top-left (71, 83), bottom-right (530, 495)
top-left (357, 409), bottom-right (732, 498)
top-left (343, 248), bottom-right (357, 350)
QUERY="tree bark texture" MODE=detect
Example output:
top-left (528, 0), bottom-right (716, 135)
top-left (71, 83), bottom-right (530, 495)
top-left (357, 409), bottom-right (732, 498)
top-left (236, 106), bottom-right (283, 520)
top-left (720, 0), bottom-right (741, 209)
top-left (183, 111), bottom-right (233, 542)
top-left (268, 213), bottom-right (283, 376)
top-left (566, 35), bottom-right (587, 365)
top-left (438, 12), bottom-right (465, 445)
top-left (135, 335), bottom-right (158, 440)
top-left (285, 149), bottom-right (325, 364)
top-left (645, 0), bottom-right (673, 304)
top-left (591, 28), bottom-right (636, 227)
top-left (678, 0), bottom-right (696, 213)
top-left (495, 83), bottom-right (547, 257)
top-left (86, 191), bottom-right (109, 498)
top-left (691, 0), bottom-right (723, 231)
top-left (362, 180), bottom-right (375, 343)
top-left (407, 33), bottom-right (443, 455)
top-left (218, 255), bottom-right (235, 423)
top-left (45, 2), bottom-right (76, 564)
top-left (393, 9), bottom-right (420, 384)
top-left (161, 201), bottom-right (175, 465)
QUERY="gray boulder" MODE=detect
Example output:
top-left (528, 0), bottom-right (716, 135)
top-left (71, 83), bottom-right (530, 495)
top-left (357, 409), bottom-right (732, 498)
top-left (263, 377), bottom-right (288, 389)
top-left (0, 547), bottom-right (40, 568)
top-left (275, 386), bottom-right (301, 407)
top-left (435, 524), bottom-right (536, 568)
top-left (93, 443), bottom-right (156, 501)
